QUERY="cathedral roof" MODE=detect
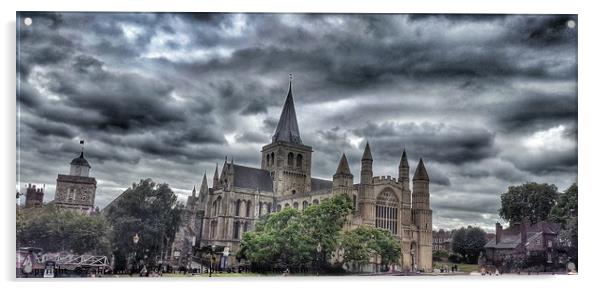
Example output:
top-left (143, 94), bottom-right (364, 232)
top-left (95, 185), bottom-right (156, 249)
top-left (335, 154), bottom-right (352, 175)
top-left (362, 142), bottom-right (373, 161)
top-left (272, 78), bottom-right (303, 144)
top-left (228, 164), bottom-right (274, 192)
top-left (311, 178), bottom-right (332, 191)
top-left (413, 158), bottom-right (429, 181)
top-left (70, 152), bottom-right (91, 168)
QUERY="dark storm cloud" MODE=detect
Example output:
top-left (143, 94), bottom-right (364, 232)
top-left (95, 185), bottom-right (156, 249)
top-left (17, 13), bottom-right (577, 229)
top-left (353, 122), bottom-right (497, 164)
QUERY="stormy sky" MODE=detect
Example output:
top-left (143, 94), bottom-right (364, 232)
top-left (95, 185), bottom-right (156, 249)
top-left (16, 13), bottom-right (577, 231)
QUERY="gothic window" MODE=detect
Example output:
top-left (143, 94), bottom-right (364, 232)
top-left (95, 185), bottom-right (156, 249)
top-left (296, 154), bottom-right (303, 168)
top-left (288, 152), bottom-right (294, 166)
top-left (277, 204), bottom-right (282, 212)
top-left (375, 190), bottom-right (399, 235)
top-left (267, 203), bottom-right (272, 213)
top-left (293, 202), bottom-right (299, 209)
top-left (266, 154), bottom-right (271, 167)
top-left (271, 153), bottom-right (275, 166)
top-left (258, 202), bottom-right (263, 216)
top-left (235, 199), bottom-right (242, 216)
top-left (353, 194), bottom-right (357, 210)
top-left (243, 222), bottom-right (249, 233)
top-left (233, 221), bottom-right (240, 239)
top-left (210, 220), bottom-right (218, 239)
top-left (215, 196), bottom-right (222, 216)
top-left (245, 201), bottom-right (252, 217)
top-left (212, 201), bottom-right (217, 216)
top-left (313, 199), bottom-right (319, 205)
top-left (303, 201), bottom-right (309, 210)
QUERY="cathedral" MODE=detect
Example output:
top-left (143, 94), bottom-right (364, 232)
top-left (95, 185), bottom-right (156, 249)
top-left (173, 77), bottom-right (433, 272)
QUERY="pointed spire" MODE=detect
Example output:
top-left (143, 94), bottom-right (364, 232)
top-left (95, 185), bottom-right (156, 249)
top-left (192, 186), bottom-right (196, 197)
top-left (272, 74), bottom-right (302, 144)
top-left (335, 153), bottom-right (352, 175)
top-left (200, 171), bottom-right (208, 194)
top-left (362, 142), bottom-right (373, 161)
top-left (413, 158), bottom-right (430, 181)
top-left (400, 149), bottom-right (409, 168)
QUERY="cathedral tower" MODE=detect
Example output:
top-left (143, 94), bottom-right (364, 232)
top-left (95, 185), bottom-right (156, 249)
top-left (332, 153), bottom-right (353, 196)
top-left (261, 75), bottom-right (313, 196)
top-left (412, 158), bottom-right (433, 272)
top-left (357, 142), bottom-right (375, 225)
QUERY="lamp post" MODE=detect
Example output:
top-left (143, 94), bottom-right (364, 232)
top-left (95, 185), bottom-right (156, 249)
top-left (316, 243), bottom-right (322, 276)
top-left (209, 245), bottom-right (216, 277)
top-left (132, 233), bottom-right (140, 275)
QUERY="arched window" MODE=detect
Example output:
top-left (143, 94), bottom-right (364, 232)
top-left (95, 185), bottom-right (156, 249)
top-left (271, 153), bottom-right (275, 166)
top-left (266, 154), bottom-right (271, 167)
top-left (235, 199), bottom-right (242, 216)
top-left (246, 200), bottom-right (252, 217)
top-left (293, 202), bottom-right (299, 209)
top-left (303, 201), bottom-right (309, 210)
top-left (285, 203), bottom-right (290, 208)
top-left (243, 222), bottom-right (249, 233)
top-left (375, 191), bottom-right (399, 235)
top-left (296, 154), bottom-right (303, 168)
top-left (277, 204), bottom-right (282, 212)
top-left (288, 152), bottom-right (294, 166)
top-left (267, 203), bottom-right (272, 213)
top-left (292, 190), bottom-right (296, 195)
top-left (313, 199), bottom-right (319, 205)
top-left (210, 220), bottom-right (218, 239)
top-left (259, 202), bottom-right (263, 216)
top-left (353, 195), bottom-right (357, 210)
top-left (215, 196), bottom-right (222, 216)
top-left (233, 221), bottom-right (240, 239)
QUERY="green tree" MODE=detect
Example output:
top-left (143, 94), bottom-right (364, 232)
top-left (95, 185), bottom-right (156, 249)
top-left (451, 226), bottom-right (487, 264)
top-left (104, 178), bottom-right (182, 271)
top-left (550, 183), bottom-right (578, 266)
top-left (16, 205), bottom-right (111, 255)
top-left (238, 194), bottom-right (353, 272)
top-left (340, 225), bottom-right (401, 271)
top-left (499, 182), bottom-right (559, 224)
top-left (550, 183), bottom-right (577, 224)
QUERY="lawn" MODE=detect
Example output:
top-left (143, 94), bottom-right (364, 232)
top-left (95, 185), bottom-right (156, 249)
top-left (433, 262), bottom-right (479, 273)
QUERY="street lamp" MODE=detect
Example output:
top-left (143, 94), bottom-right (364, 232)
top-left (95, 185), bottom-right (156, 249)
top-left (210, 245), bottom-right (216, 277)
top-left (132, 233), bottom-right (139, 275)
top-left (316, 243), bottom-right (322, 276)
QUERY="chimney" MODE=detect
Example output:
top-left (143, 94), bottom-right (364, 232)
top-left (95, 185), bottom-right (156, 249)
top-left (495, 222), bottom-right (502, 244)
top-left (520, 220), bottom-right (528, 245)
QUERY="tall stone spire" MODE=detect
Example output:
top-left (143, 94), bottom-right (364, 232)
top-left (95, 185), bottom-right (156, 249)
top-left (335, 153), bottom-right (352, 175)
top-left (212, 163), bottom-right (219, 188)
top-left (413, 158), bottom-right (430, 181)
top-left (272, 74), bottom-right (302, 144)
top-left (399, 149), bottom-right (410, 182)
top-left (362, 141), bottom-right (373, 161)
top-left (192, 186), bottom-right (196, 198)
top-left (360, 142), bottom-right (373, 185)
top-left (200, 171), bottom-right (208, 195)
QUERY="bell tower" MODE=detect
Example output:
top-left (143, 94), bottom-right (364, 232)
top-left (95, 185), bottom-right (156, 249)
top-left (261, 74), bottom-right (312, 196)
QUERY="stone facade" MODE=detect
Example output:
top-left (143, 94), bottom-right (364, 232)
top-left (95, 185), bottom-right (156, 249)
top-left (53, 147), bottom-right (97, 214)
top-left (173, 78), bottom-right (433, 272)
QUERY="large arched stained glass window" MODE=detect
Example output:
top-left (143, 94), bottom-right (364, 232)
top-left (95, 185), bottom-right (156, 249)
top-left (375, 191), bottom-right (399, 235)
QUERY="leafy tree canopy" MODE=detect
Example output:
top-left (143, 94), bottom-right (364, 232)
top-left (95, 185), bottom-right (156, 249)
top-left (499, 182), bottom-right (559, 224)
top-left (104, 178), bottom-right (183, 270)
top-left (451, 226), bottom-right (487, 264)
top-left (17, 205), bottom-right (111, 255)
top-left (340, 225), bottom-right (401, 268)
